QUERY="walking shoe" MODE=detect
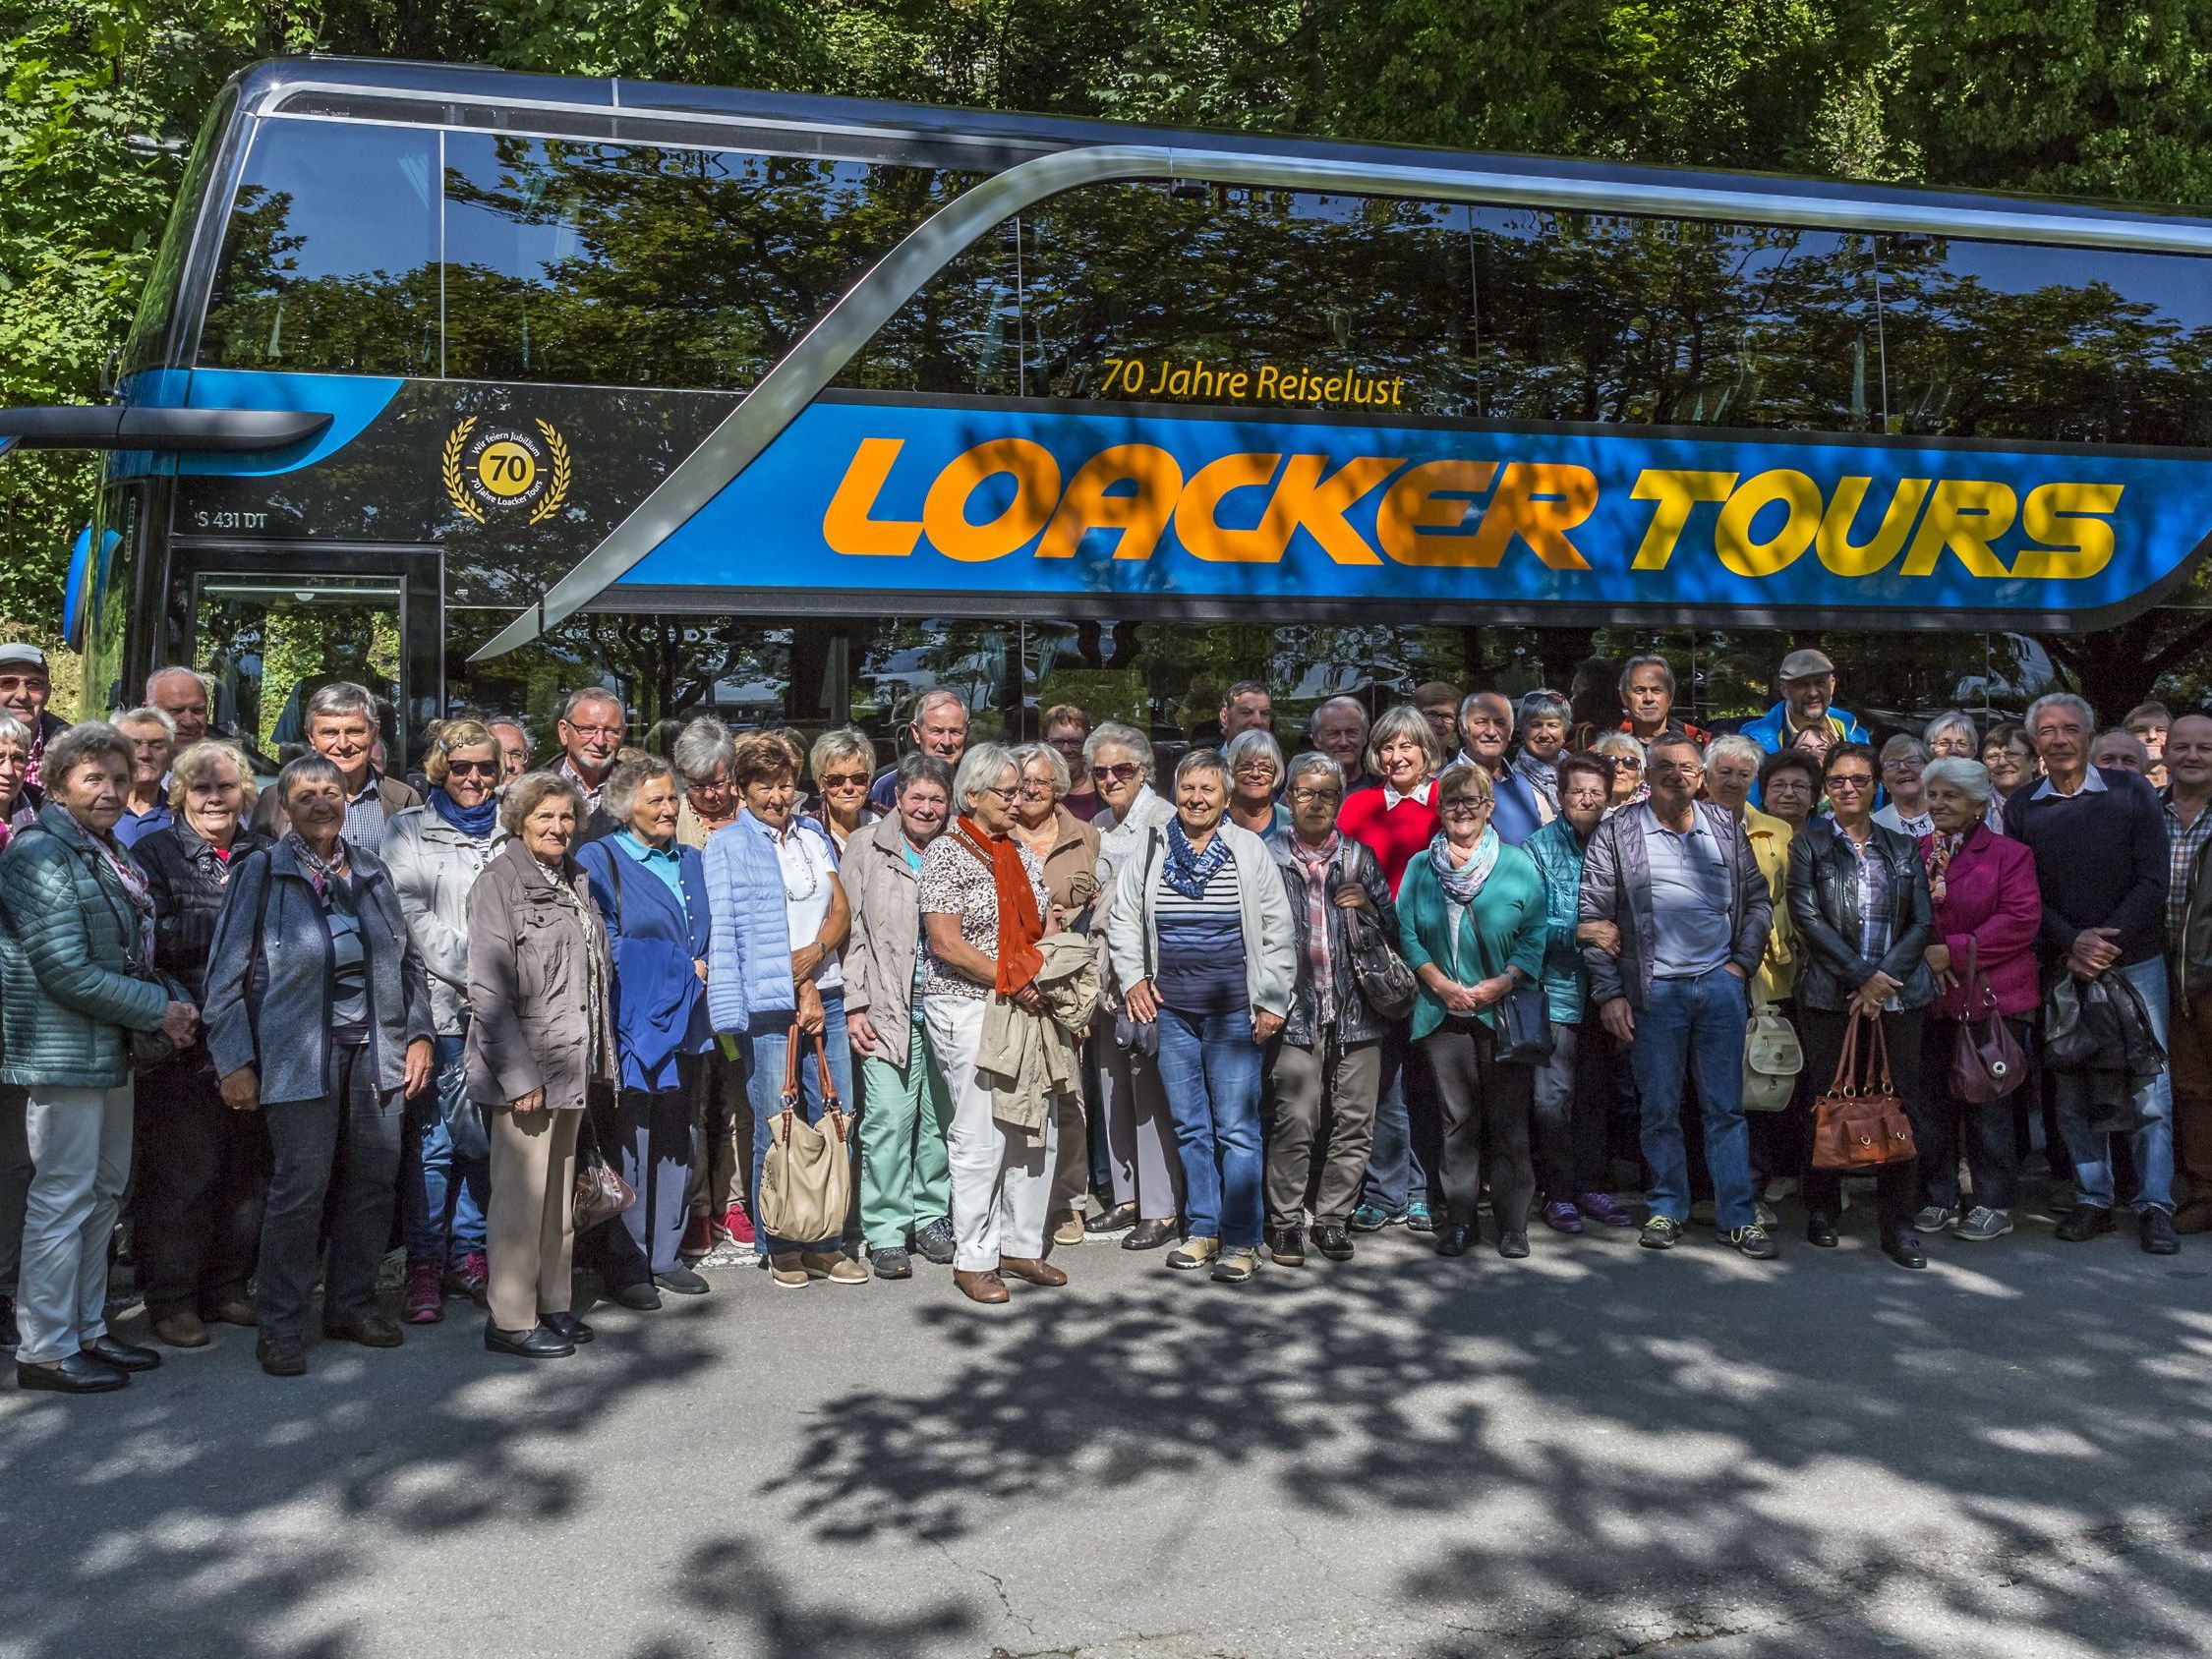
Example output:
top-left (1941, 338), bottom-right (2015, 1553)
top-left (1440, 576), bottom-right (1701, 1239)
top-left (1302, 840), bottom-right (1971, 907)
top-left (204, 1298), bottom-right (257, 1328)
top-left (1211, 1246), bottom-right (1259, 1284)
top-left (1122, 1217), bottom-right (1180, 1251)
top-left (1052, 1211), bottom-right (1088, 1247)
top-left (18, 1353), bottom-right (129, 1393)
top-left (1310, 1223), bottom-right (1355, 1260)
top-left (2141, 1209), bottom-right (2181, 1256)
top-left (1578, 1192), bottom-right (1638, 1229)
top-left (1434, 1225), bottom-right (1473, 1258)
top-left (2055, 1204), bottom-right (2115, 1242)
top-left (801, 1250), bottom-right (869, 1286)
top-left (1755, 1203), bottom-right (1777, 1228)
top-left (1883, 1232), bottom-right (1927, 1270)
top-left (1807, 1216), bottom-right (1840, 1248)
top-left (1723, 1225), bottom-right (1778, 1260)
top-left (914, 1216), bottom-right (957, 1265)
top-left (1267, 1225), bottom-right (1306, 1266)
top-left (1910, 1204), bottom-right (1953, 1234)
top-left (872, 1246), bottom-right (913, 1281)
top-left (607, 1281), bottom-right (662, 1309)
top-left (1764, 1175), bottom-right (1800, 1203)
top-left (1953, 1206), bottom-right (2013, 1241)
top-left (769, 1254), bottom-right (810, 1288)
top-left (654, 1268), bottom-right (711, 1295)
top-left (401, 1258), bottom-right (444, 1325)
top-left (445, 1251), bottom-right (490, 1301)
top-left (1167, 1235), bottom-right (1220, 1271)
top-left (1497, 1231), bottom-right (1531, 1260)
top-left (151, 1311), bottom-right (209, 1348)
top-left (679, 1214), bottom-right (716, 1260)
top-left (1689, 1199), bottom-right (1717, 1226)
top-left (1349, 1203), bottom-right (1403, 1232)
top-left (1086, 1201), bottom-right (1139, 1236)
top-left (1543, 1200), bottom-right (1584, 1234)
top-left (722, 1204), bottom-right (757, 1247)
top-left (543, 1311), bottom-right (593, 1344)
top-left (1640, 1216), bottom-right (1682, 1250)
top-left (1404, 1202), bottom-right (1437, 1233)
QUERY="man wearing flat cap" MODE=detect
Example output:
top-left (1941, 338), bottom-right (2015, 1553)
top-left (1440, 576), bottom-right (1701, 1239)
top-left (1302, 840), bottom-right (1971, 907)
top-left (0, 643), bottom-right (69, 809)
top-left (1738, 648), bottom-right (1871, 769)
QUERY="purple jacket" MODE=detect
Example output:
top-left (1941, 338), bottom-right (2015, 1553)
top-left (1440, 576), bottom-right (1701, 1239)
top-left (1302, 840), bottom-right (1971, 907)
top-left (1920, 823), bottom-right (2042, 1019)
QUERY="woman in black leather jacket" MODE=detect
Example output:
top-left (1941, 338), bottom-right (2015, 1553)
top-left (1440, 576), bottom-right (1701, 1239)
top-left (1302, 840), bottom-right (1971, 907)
top-left (1784, 742), bottom-right (1935, 1270)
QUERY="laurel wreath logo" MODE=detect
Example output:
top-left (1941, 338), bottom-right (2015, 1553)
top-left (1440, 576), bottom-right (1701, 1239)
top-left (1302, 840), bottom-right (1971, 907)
top-left (529, 419), bottom-right (572, 525)
top-left (441, 417), bottom-right (483, 524)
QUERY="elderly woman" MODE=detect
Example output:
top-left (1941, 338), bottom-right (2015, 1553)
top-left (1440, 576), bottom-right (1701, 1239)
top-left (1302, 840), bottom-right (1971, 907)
top-left (1981, 720), bottom-right (2040, 804)
top-left (576, 756), bottom-right (717, 1307)
top-left (112, 707), bottom-right (176, 847)
top-left (1591, 730), bottom-right (1649, 813)
top-left (917, 744), bottom-right (1066, 1302)
top-left (133, 742), bottom-right (274, 1349)
top-left (1514, 690), bottom-right (1572, 815)
top-left (1109, 748), bottom-right (1295, 1284)
top-left (810, 726), bottom-right (881, 853)
top-left (1083, 721), bottom-right (1184, 1249)
top-left (0, 712), bottom-right (33, 850)
top-left (204, 754), bottom-right (435, 1376)
top-left (672, 716), bottom-right (738, 850)
top-left (1786, 742), bottom-right (1936, 1270)
top-left (1756, 749), bottom-right (1821, 833)
top-left (705, 733), bottom-right (862, 1289)
top-left (0, 712), bottom-right (33, 1339)
top-left (1008, 740), bottom-right (1103, 1245)
top-left (1914, 758), bottom-right (2041, 1240)
top-left (1925, 712), bottom-right (1979, 762)
top-left (1262, 753), bottom-right (1394, 1265)
top-left (1873, 734), bottom-right (1935, 837)
top-left (1338, 706), bottom-right (1443, 891)
top-left (844, 754), bottom-right (958, 1278)
top-left (1224, 728), bottom-right (1290, 837)
top-left (1397, 764), bottom-right (1548, 1260)
top-left (1707, 733), bottom-right (1802, 1203)
top-left (1045, 705), bottom-right (1105, 822)
top-left (0, 723), bottom-right (199, 1392)
top-left (380, 717), bottom-right (504, 1324)
top-left (467, 772), bottom-right (615, 1357)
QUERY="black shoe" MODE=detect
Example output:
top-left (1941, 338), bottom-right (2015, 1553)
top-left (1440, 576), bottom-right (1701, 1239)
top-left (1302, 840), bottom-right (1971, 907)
top-left (1266, 1225), bottom-right (1305, 1266)
top-left (914, 1216), bottom-right (957, 1265)
top-left (608, 1281), bottom-right (663, 1310)
top-left (0, 1295), bottom-right (17, 1348)
top-left (1310, 1223), bottom-right (1354, 1262)
top-left (1086, 1201), bottom-right (1139, 1235)
top-left (1640, 1216), bottom-right (1682, 1251)
top-left (1122, 1218), bottom-right (1180, 1251)
top-left (82, 1334), bottom-right (161, 1372)
top-left (18, 1352), bottom-right (129, 1393)
top-left (653, 1268), bottom-right (710, 1296)
top-left (873, 1246), bottom-right (913, 1281)
top-left (484, 1320), bottom-right (574, 1359)
top-left (2056, 1204), bottom-right (2116, 1243)
top-left (257, 1335), bottom-right (307, 1377)
top-left (1497, 1231), bottom-right (1531, 1260)
top-left (321, 1314), bottom-right (404, 1348)
top-left (1723, 1225), bottom-right (1778, 1260)
top-left (542, 1311), bottom-right (594, 1344)
top-left (1807, 1216), bottom-right (1839, 1248)
top-left (2141, 1209), bottom-right (2181, 1255)
top-left (1884, 1232), bottom-right (1927, 1270)
top-left (1434, 1225), bottom-right (1473, 1258)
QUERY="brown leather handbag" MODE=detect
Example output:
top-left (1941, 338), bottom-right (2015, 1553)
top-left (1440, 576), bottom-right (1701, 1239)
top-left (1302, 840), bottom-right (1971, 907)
top-left (1949, 939), bottom-right (2027, 1104)
top-left (757, 1022), bottom-right (852, 1241)
top-left (1811, 1009), bottom-right (1918, 1171)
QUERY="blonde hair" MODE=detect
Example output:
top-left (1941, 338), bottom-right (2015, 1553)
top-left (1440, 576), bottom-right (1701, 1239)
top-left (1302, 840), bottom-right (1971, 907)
top-left (167, 740), bottom-right (259, 811)
top-left (424, 717), bottom-right (495, 786)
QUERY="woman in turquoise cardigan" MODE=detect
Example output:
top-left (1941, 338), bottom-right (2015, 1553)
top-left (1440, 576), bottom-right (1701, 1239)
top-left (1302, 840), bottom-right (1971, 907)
top-left (1397, 764), bottom-right (1548, 1262)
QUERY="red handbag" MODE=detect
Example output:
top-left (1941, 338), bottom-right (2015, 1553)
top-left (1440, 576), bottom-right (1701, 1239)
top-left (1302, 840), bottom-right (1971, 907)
top-left (1812, 1009), bottom-right (1917, 1171)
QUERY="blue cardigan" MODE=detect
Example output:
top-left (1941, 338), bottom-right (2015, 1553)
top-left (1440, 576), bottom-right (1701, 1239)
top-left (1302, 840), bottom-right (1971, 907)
top-left (705, 810), bottom-right (839, 1034)
top-left (1521, 817), bottom-right (1594, 1026)
top-left (1395, 841), bottom-right (1548, 1043)
top-left (576, 833), bottom-right (713, 1092)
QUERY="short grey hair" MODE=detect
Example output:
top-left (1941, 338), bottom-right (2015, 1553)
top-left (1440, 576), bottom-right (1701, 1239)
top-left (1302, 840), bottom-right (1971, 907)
top-left (1368, 705), bottom-right (1445, 776)
top-left (808, 725), bottom-right (876, 785)
top-left (954, 741), bottom-right (1019, 811)
top-left (894, 752), bottom-right (954, 800)
top-left (2092, 727), bottom-right (2150, 767)
top-left (1619, 654), bottom-right (1677, 697)
top-left (488, 715), bottom-right (533, 753)
top-left (1174, 747), bottom-right (1230, 790)
top-left (114, 705), bottom-right (176, 741)
top-left (276, 751), bottom-right (345, 806)
top-left (670, 716), bottom-right (735, 787)
top-left (0, 713), bottom-right (29, 754)
top-left (1012, 739), bottom-right (1070, 797)
top-left (44, 720), bottom-right (135, 791)
top-left (1083, 720), bottom-right (1154, 777)
top-left (2025, 692), bottom-right (2096, 736)
top-left (559, 686), bottom-right (624, 724)
top-left (499, 770), bottom-right (589, 839)
top-left (1924, 710), bottom-right (1979, 752)
top-left (1519, 690), bottom-right (1572, 727)
top-left (1308, 695), bottom-right (1368, 736)
top-left (1704, 733), bottom-right (1765, 772)
top-left (1880, 733), bottom-right (1932, 767)
top-left (911, 688), bottom-right (968, 729)
top-left (603, 755), bottom-right (675, 826)
top-left (146, 665), bottom-right (206, 702)
top-left (1224, 726), bottom-right (1285, 784)
top-left (1457, 688), bottom-right (1515, 736)
top-left (1592, 729), bottom-right (1647, 763)
top-left (1286, 751), bottom-right (1344, 792)
top-left (1922, 757), bottom-right (1994, 806)
top-left (168, 740), bottom-right (258, 811)
top-left (305, 681), bottom-right (377, 723)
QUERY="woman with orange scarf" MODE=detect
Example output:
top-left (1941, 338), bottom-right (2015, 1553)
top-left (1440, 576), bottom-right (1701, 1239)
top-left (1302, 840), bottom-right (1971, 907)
top-left (918, 743), bottom-right (1061, 1304)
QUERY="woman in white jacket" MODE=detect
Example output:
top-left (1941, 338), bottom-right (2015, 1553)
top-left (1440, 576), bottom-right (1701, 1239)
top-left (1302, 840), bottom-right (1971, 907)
top-left (1107, 749), bottom-right (1295, 1284)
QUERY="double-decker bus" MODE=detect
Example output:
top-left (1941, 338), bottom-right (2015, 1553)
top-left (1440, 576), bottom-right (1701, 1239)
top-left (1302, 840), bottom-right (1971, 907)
top-left (10, 55), bottom-right (2212, 765)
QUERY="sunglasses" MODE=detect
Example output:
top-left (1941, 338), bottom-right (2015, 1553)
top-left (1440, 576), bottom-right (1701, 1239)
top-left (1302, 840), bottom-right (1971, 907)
top-left (445, 759), bottom-right (497, 778)
top-left (1091, 762), bottom-right (1140, 783)
top-left (1828, 773), bottom-right (1876, 791)
top-left (820, 772), bottom-right (870, 790)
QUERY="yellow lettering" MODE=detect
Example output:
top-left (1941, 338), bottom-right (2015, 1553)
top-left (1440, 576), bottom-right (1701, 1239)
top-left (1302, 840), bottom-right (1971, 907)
top-left (1898, 479), bottom-right (2017, 578)
top-left (1817, 477), bottom-right (1931, 577)
top-left (1035, 444), bottom-right (1182, 562)
top-left (821, 437), bottom-right (922, 557)
top-left (1373, 460), bottom-right (1499, 566)
top-left (920, 439), bottom-right (1061, 563)
top-left (1714, 470), bottom-right (1824, 579)
top-left (1256, 366), bottom-right (1280, 398)
top-left (2013, 482), bottom-right (2125, 580)
top-left (1225, 372), bottom-right (1250, 398)
top-left (1630, 470), bottom-right (1737, 570)
top-left (1465, 462), bottom-right (1598, 570)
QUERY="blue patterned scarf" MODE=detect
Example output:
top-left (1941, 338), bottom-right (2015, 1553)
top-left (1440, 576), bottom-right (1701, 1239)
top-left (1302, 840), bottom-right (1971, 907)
top-left (1427, 826), bottom-right (1500, 904)
top-left (1162, 815), bottom-right (1235, 899)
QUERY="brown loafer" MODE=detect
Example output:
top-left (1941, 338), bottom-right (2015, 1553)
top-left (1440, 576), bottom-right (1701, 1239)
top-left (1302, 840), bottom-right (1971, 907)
top-left (998, 1255), bottom-right (1068, 1287)
top-left (151, 1311), bottom-right (209, 1348)
top-left (204, 1299), bottom-right (258, 1328)
top-left (953, 1268), bottom-right (1010, 1304)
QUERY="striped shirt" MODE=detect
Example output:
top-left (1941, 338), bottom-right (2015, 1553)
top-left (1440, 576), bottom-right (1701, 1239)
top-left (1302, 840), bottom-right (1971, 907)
top-left (1154, 856), bottom-right (1245, 1013)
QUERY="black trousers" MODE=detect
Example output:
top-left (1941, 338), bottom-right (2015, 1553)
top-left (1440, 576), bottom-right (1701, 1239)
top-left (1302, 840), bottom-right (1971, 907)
top-left (1424, 1017), bottom-right (1536, 1233)
top-left (135, 1058), bottom-right (269, 1318)
top-left (258, 1044), bottom-right (405, 1340)
top-left (594, 1078), bottom-right (695, 1287)
top-left (1915, 1016), bottom-right (2027, 1213)
top-left (1530, 1023), bottom-right (1609, 1199)
top-left (0, 1084), bottom-right (27, 1298)
top-left (1799, 1006), bottom-right (1923, 1242)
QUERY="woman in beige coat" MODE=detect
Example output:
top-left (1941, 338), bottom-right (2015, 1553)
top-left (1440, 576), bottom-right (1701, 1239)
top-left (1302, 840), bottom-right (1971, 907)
top-left (466, 772), bottom-right (615, 1359)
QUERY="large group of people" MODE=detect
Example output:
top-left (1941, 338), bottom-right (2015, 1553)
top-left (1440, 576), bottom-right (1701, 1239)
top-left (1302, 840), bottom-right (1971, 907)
top-left (0, 634), bottom-right (2202, 1396)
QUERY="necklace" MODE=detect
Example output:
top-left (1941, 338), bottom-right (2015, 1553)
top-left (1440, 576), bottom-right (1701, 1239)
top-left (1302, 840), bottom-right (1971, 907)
top-left (782, 830), bottom-right (820, 903)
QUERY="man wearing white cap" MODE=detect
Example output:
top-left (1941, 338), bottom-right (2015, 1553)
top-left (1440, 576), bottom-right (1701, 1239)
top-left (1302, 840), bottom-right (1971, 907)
top-left (0, 644), bottom-right (69, 806)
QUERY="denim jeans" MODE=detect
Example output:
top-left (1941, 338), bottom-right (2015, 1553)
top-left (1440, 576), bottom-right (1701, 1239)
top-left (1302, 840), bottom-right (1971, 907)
top-left (746, 996), bottom-right (856, 1255)
top-left (401, 1032), bottom-right (490, 1265)
top-left (1155, 1002), bottom-right (1265, 1247)
top-left (1627, 967), bottom-right (1757, 1230)
top-left (2055, 954), bottom-right (2176, 1213)
top-left (1360, 1029), bottom-right (1436, 1215)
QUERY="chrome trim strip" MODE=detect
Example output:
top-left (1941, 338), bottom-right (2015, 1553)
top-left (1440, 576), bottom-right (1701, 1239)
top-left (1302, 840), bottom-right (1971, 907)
top-left (471, 139), bottom-right (2212, 659)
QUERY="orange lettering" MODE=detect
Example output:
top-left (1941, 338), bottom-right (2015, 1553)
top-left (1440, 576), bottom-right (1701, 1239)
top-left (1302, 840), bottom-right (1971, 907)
top-left (1465, 462), bottom-right (1597, 570)
top-left (1035, 444), bottom-right (1182, 561)
top-left (821, 437), bottom-right (921, 557)
top-left (1372, 460), bottom-right (1499, 566)
top-left (920, 439), bottom-right (1061, 563)
top-left (1173, 453), bottom-right (1286, 562)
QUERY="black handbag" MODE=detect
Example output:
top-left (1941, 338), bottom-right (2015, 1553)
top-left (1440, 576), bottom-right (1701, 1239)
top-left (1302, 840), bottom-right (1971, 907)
top-left (1471, 905), bottom-right (1553, 1064)
top-left (1342, 895), bottom-right (1417, 1020)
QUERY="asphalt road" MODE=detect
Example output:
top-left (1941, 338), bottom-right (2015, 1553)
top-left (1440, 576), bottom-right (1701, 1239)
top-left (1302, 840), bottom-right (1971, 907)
top-left (4, 1194), bottom-right (2210, 1659)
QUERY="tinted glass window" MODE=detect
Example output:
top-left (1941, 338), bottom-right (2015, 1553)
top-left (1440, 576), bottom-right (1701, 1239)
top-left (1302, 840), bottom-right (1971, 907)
top-left (199, 119), bottom-right (438, 374)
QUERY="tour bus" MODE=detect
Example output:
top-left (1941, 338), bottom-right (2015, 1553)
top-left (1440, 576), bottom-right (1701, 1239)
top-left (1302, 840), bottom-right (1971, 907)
top-left (9, 55), bottom-right (2212, 767)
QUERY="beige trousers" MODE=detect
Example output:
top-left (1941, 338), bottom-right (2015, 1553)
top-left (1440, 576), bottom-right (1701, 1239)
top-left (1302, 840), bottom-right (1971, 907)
top-left (487, 1106), bottom-right (580, 1331)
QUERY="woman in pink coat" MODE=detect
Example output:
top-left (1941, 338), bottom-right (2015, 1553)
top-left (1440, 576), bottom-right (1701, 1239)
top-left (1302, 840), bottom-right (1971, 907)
top-left (1916, 758), bottom-right (2043, 1241)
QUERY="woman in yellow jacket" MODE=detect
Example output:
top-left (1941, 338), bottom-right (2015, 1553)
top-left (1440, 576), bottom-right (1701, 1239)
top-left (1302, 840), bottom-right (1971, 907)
top-left (1705, 736), bottom-right (1801, 1197)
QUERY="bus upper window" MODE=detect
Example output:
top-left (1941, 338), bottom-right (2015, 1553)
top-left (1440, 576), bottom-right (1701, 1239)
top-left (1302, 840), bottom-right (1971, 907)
top-left (198, 119), bottom-right (438, 375)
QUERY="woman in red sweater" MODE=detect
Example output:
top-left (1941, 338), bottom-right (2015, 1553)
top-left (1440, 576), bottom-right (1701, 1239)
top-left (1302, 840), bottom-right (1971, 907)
top-left (1337, 706), bottom-right (1445, 890)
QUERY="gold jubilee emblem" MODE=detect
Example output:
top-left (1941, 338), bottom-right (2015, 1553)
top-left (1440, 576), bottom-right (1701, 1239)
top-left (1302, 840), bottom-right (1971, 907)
top-left (441, 416), bottom-right (571, 526)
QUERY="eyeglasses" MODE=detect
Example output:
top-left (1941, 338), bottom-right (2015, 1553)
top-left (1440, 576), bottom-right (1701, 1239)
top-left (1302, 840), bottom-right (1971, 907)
top-left (1048, 736), bottom-right (1087, 753)
top-left (1439, 796), bottom-right (1486, 814)
top-left (1649, 762), bottom-right (1702, 778)
top-left (1233, 761), bottom-right (1278, 779)
top-left (820, 772), bottom-right (869, 790)
top-left (563, 724), bottom-right (622, 741)
top-left (980, 784), bottom-right (1019, 803)
top-left (1091, 762), bottom-right (1140, 783)
top-left (1827, 773), bottom-right (1876, 791)
top-left (445, 759), bottom-right (497, 777)
top-left (1289, 786), bottom-right (1341, 805)
top-left (1018, 778), bottom-right (1056, 797)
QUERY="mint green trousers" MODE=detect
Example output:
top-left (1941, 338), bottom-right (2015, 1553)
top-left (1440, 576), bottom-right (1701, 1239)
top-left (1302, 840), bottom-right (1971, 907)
top-left (858, 1015), bottom-right (955, 1250)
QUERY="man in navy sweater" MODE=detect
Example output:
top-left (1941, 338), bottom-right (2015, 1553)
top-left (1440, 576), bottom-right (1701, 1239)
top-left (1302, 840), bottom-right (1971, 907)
top-left (2004, 691), bottom-right (2179, 1254)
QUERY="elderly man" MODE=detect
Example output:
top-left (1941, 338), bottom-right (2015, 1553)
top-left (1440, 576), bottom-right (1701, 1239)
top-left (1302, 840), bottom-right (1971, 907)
top-left (487, 716), bottom-right (531, 783)
top-left (2164, 712), bottom-right (2212, 1232)
top-left (1616, 655), bottom-right (1709, 747)
top-left (1219, 680), bottom-right (1273, 741)
top-left (2006, 692), bottom-right (2176, 1254)
top-left (554, 688), bottom-right (626, 837)
top-left (0, 642), bottom-right (68, 802)
top-left (2090, 728), bottom-right (2149, 776)
top-left (252, 680), bottom-right (420, 840)
top-left (1308, 696), bottom-right (1372, 793)
top-left (1739, 649), bottom-right (1871, 763)
top-left (2127, 701), bottom-right (2172, 787)
top-left (1452, 690), bottom-right (1545, 845)
top-left (112, 708), bottom-right (177, 847)
top-left (145, 667), bottom-right (210, 749)
top-left (869, 687), bottom-right (969, 812)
